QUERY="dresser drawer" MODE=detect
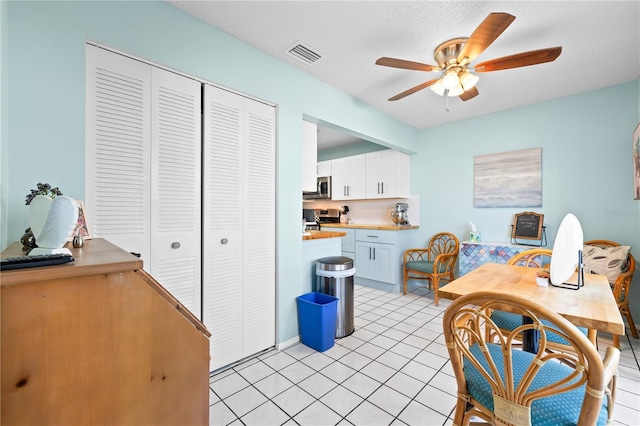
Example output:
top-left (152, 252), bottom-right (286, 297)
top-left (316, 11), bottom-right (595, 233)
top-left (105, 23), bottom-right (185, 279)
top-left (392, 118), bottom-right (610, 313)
top-left (355, 229), bottom-right (395, 244)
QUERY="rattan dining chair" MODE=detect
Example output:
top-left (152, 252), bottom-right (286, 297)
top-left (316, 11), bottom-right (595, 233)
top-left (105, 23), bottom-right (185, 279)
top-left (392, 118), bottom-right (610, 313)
top-left (444, 291), bottom-right (620, 426)
top-left (584, 240), bottom-right (639, 348)
top-left (487, 249), bottom-right (597, 353)
top-left (403, 232), bottom-right (459, 306)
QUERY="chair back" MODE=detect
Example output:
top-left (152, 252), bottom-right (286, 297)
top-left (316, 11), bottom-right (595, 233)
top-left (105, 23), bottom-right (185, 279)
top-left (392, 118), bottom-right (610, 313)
top-left (507, 248), bottom-right (553, 269)
top-left (443, 291), bottom-right (618, 426)
top-left (428, 232), bottom-right (459, 260)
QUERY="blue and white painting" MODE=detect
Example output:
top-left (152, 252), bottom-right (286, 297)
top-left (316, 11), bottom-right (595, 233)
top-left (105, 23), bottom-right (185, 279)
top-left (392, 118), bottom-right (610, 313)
top-left (474, 148), bottom-right (542, 208)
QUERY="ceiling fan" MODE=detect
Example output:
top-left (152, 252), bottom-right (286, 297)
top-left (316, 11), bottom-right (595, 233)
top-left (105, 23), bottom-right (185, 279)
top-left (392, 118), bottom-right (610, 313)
top-left (375, 12), bottom-right (562, 102)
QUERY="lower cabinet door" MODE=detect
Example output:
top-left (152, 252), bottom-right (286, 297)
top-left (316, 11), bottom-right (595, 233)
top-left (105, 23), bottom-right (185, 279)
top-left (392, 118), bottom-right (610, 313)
top-left (355, 242), bottom-right (394, 284)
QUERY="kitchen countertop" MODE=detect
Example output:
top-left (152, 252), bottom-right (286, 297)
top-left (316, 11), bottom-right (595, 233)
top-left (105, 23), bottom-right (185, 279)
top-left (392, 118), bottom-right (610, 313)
top-left (321, 223), bottom-right (419, 231)
top-left (302, 230), bottom-right (347, 240)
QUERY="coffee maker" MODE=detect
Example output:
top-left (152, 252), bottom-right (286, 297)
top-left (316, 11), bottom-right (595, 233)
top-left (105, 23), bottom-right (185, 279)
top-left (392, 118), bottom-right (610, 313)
top-left (391, 203), bottom-right (410, 226)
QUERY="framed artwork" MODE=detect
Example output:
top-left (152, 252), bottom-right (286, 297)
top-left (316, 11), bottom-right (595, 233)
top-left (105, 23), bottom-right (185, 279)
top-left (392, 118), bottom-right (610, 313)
top-left (633, 123), bottom-right (640, 200)
top-left (71, 200), bottom-right (92, 239)
top-left (474, 147), bottom-right (542, 208)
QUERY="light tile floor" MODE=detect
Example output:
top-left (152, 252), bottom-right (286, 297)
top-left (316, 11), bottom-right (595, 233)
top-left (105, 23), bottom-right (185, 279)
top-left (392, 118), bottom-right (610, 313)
top-left (209, 285), bottom-right (640, 425)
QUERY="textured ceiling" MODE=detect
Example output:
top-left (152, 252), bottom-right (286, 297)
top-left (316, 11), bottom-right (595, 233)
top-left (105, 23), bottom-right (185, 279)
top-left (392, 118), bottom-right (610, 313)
top-left (167, 0), bottom-right (639, 141)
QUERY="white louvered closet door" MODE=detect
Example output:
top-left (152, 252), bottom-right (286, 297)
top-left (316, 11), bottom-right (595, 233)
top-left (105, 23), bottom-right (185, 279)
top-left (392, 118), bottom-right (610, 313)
top-left (86, 45), bottom-right (202, 317)
top-left (86, 45), bottom-right (152, 261)
top-left (242, 97), bottom-right (276, 358)
top-left (203, 84), bottom-right (275, 371)
top-left (149, 68), bottom-right (202, 317)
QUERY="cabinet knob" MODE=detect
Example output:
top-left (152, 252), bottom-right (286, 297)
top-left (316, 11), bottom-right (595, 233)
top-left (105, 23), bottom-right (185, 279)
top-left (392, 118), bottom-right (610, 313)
top-left (221, 238), bottom-right (228, 244)
top-left (171, 242), bottom-right (181, 249)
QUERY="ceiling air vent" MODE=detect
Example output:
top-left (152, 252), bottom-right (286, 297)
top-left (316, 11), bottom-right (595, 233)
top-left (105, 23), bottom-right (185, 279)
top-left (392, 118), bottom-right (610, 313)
top-left (285, 41), bottom-right (323, 65)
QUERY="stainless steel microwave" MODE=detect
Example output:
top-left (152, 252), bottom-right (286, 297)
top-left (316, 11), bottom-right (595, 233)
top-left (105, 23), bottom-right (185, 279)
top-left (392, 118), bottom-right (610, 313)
top-left (303, 176), bottom-right (331, 200)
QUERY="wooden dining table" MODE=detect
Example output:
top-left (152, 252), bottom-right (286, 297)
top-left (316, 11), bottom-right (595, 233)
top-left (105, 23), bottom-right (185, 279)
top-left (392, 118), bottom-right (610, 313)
top-left (440, 262), bottom-right (625, 341)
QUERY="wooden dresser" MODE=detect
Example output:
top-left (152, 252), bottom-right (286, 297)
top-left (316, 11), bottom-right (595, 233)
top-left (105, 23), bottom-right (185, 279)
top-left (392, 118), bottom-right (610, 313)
top-left (1, 238), bottom-right (210, 425)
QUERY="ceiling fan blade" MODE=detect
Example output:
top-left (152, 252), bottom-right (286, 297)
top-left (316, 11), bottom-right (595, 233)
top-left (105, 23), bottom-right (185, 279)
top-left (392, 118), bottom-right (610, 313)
top-left (459, 86), bottom-right (479, 101)
top-left (388, 79), bottom-right (440, 101)
top-left (474, 47), bottom-right (562, 72)
top-left (457, 13), bottom-right (515, 64)
top-left (375, 57), bottom-right (440, 72)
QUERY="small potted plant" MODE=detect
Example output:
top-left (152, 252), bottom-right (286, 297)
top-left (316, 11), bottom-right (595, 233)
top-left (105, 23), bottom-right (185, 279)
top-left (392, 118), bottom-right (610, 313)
top-left (536, 268), bottom-right (550, 287)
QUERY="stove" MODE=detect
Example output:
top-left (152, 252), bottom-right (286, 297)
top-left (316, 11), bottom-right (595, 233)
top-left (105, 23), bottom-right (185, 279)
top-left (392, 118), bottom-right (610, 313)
top-left (316, 208), bottom-right (341, 224)
top-left (303, 208), bottom-right (340, 230)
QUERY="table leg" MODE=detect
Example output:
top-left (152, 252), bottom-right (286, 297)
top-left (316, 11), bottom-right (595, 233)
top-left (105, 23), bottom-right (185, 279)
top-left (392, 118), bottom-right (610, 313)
top-left (522, 316), bottom-right (539, 353)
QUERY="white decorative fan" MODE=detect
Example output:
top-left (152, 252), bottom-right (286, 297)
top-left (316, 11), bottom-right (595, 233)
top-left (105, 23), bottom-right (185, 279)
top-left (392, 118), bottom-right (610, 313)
top-left (550, 213), bottom-right (583, 286)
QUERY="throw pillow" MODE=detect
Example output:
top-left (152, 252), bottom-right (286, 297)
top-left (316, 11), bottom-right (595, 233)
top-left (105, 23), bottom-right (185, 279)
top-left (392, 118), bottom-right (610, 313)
top-left (582, 244), bottom-right (631, 285)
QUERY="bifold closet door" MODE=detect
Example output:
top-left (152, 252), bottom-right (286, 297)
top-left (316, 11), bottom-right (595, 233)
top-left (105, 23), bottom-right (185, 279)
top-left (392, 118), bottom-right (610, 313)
top-left (202, 84), bottom-right (275, 371)
top-left (148, 67), bottom-right (202, 318)
top-left (85, 45), bottom-right (152, 263)
top-left (86, 45), bottom-right (202, 317)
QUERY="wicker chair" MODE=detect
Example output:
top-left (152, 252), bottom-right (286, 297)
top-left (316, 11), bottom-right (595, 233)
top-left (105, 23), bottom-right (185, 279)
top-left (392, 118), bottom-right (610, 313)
top-left (403, 232), bottom-right (459, 306)
top-left (488, 249), bottom-right (597, 353)
top-left (584, 240), bottom-right (639, 348)
top-left (444, 291), bottom-right (620, 426)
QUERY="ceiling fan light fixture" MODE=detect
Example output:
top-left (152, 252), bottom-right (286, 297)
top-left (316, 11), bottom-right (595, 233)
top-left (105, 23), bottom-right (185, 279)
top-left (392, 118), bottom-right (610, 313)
top-left (448, 84), bottom-right (464, 97)
top-left (430, 79), bottom-right (446, 96)
top-left (460, 71), bottom-right (479, 90)
top-left (442, 69), bottom-right (460, 90)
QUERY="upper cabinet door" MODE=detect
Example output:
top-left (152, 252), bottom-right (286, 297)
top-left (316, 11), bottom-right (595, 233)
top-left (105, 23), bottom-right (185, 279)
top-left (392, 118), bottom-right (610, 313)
top-left (347, 154), bottom-right (366, 199)
top-left (85, 45), bottom-right (152, 261)
top-left (366, 150), bottom-right (411, 199)
top-left (317, 160), bottom-right (332, 177)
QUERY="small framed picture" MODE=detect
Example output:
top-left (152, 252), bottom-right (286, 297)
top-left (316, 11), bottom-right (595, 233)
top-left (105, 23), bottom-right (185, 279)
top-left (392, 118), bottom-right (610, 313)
top-left (71, 200), bottom-right (92, 239)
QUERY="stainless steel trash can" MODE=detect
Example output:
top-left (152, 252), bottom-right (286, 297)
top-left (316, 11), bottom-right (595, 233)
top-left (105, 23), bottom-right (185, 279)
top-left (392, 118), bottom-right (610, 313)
top-left (315, 256), bottom-right (355, 338)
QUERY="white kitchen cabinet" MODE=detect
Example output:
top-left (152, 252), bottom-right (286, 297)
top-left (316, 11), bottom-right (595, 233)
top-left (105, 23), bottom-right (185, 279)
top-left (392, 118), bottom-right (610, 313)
top-left (302, 121), bottom-right (318, 192)
top-left (355, 241), bottom-right (394, 283)
top-left (331, 154), bottom-right (366, 200)
top-left (365, 150), bottom-right (410, 199)
top-left (202, 84), bottom-right (276, 371)
top-left (341, 228), bottom-right (355, 260)
top-left (353, 228), bottom-right (416, 292)
top-left (85, 45), bottom-right (202, 318)
top-left (317, 160), bottom-right (332, 178)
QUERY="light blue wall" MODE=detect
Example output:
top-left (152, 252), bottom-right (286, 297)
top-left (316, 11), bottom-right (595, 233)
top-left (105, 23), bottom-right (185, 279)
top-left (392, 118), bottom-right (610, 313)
top-left (415, 82), bottom-right (638, 244)
top-left (3, 1), bottom-right (417, 344)
top-left (318, 141), bottom-right (387, 161)
top-left (1, 0), bottom-right (8, 249)
top-left (414, 81), bottom-right (640, 324)
top-left (5, 1), bottom-right (640, 342)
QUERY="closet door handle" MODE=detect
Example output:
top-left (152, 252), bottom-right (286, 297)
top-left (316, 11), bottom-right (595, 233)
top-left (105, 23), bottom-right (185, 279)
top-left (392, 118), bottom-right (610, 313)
top-left (221, 238), bottom-right (228, 244)
top-left (171, 242), bottom-right (181, 249)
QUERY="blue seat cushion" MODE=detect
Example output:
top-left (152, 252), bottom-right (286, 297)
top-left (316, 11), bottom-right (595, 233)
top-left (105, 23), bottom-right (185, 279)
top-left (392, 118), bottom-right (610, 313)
top-left (405, 260), bottom-right (447, 274)
top-left (464, 343), bottom-right (608, 425)
top-left (490, 310), bottom-right (589, 346)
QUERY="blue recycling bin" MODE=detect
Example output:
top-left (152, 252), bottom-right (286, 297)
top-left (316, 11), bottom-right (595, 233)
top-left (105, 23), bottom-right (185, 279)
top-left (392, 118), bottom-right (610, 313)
top-left (296, 292), bottom-right (339, 352)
